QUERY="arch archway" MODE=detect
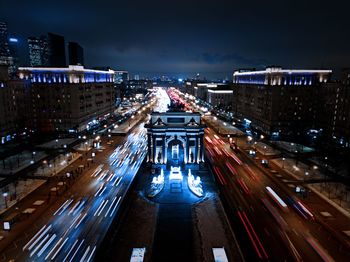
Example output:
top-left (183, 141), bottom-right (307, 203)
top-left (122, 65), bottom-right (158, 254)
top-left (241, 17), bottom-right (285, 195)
top-left (166, 137), bottom-right (185, 165)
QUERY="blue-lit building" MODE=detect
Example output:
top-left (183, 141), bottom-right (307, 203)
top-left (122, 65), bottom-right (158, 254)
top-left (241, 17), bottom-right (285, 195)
top-left (18, 65), bottom-right (116, 132)
top-left (233, 67), bottom-right (332, 86)
top-left (232, 67), bottom-right (333, 139)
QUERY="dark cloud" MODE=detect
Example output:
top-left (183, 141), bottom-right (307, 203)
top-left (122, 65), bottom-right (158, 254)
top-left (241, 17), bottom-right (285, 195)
top-left (1, 0), bottom-right (350, 78)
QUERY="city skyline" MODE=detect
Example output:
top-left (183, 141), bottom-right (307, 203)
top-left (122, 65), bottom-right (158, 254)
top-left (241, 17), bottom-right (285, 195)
top-left (1, 0), bottom-right (350, 78)
top-left (1, 1), bottom-right (350, 261)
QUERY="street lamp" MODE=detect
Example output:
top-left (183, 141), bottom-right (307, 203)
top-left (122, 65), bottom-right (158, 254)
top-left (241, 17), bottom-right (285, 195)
top-left (32, 151), bottom-right (36, 161)
top-left (3, 192), bottom-right (8, 208)
top-left (282, 157), bottom-right (286, 169)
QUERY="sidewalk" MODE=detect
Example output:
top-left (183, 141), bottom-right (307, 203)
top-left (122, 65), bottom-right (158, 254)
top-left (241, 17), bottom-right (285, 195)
top-left (37, 138), bottom-right (77, 149)
top-left (271, 140), bottom-right (315, 153)
top-left (202, 116), bottom-right (244, 136)
top-left (253, 142), bottom-right (280, 156)
top-left (0, 152), bottom-right (81, 215)
top-left (271, 157), bottom-right (350, 218)
top-left (112, 109), bottom-right (151, 135)
top-left (34, 152), bottom-right (81, 177)
top-left (0, 151), bottom-right (47, 175)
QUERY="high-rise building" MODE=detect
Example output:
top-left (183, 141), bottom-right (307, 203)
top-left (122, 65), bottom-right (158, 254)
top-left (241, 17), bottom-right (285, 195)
top-left (0, 21), bottom-right (14, 75)
top-left (28, 35), bottom-right (49, 67)
top-left (48, 33), bottom-right (66, 67)
top-left (8, 36), bottom-right (20, 75)
top-left (0, 21), bottom-right (10, 62)
top-left (68, 41), bottom-right (84, 65)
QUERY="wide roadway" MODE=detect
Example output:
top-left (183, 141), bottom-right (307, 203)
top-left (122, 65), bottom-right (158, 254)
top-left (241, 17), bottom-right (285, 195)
top-left (204, 127), bottom-right (350, 261)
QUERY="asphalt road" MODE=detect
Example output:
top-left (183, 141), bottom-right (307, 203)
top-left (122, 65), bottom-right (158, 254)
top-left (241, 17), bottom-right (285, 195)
top-left (4, 126), bottom-right (147, 261)
top-left (204, 127), bottom-right (350, 261)
top-left (0, 94), bottom-right (165, 261)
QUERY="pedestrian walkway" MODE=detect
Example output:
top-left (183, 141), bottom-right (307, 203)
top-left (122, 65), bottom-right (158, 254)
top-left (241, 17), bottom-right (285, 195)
top-left (34, 152), bottom-right (81, 177)
top-left (203, 116), bottom-right (244, 136)
top-left (112, 110), bottom-right (149, 135)
top-left (0, 151), bottom-right (47, 175)
top-left (271, 157), bottom-right (350, 218)
top-left (0, 179), bottom-right (46, 215)
top-left (254, 142), bottom-right (280, 156)
top-left (0, 152), bottom-right (81, 215)
top-left (271, 140), bottom-right (314, 153)
top-left (37, 138), bottom-right (77, 149)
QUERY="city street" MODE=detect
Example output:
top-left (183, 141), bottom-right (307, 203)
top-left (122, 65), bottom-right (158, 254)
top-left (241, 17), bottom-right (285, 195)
top-left (0, 97), bottom-right (157, 261)
top-left (204, 126), bottom-right (350, 261)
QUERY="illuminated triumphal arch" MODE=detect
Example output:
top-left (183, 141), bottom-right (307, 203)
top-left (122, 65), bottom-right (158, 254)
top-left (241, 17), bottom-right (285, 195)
top-left (145, 111), bottom-right (205, 165)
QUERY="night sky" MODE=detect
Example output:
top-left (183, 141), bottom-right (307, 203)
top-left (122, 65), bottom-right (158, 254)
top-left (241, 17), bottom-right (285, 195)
top-left (1, 0), bottom-right (350, 79)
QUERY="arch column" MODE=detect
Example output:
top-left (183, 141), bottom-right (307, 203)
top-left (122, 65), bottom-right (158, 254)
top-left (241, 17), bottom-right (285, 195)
top-left (152, 136), bottom-right (156, 163)
top-left (162, 136), bottom-right (165, 164)
top-left (200, 134), bottom-right (205, 162)
top-left (147, 133), bottom-right (151, 162)
top-left (185, 137), bottom-right (189, 164)
top-left (194, 136), bottom-right (198, 163)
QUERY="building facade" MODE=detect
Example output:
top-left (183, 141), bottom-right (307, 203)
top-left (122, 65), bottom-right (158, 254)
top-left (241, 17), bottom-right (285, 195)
top-left (316, 81), bottom-right (350, 146)
top-left (207, 89), bottom-right (233, 110)
top-left (18, 65), bottom-right (116, 132)
top-left (0, 65), bottom-right (31, 143)
top-left (232, 67), bottom-right (332, 138)
top-left (145, 112), bottom-right (205, 165)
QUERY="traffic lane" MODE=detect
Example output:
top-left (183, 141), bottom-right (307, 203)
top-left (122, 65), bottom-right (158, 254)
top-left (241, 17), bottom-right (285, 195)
top-left (208, 147), bottom-right (292, 260)
top-left (224, 142), bottom-right (350, 261)
top-left (8, 134), bottom-right (134, 260)
top-left (232, 148), bottom-right (348, 260)
top-left (0, 136), bottom-right (123, 261)
top-left (2, 100), bottom-right (154, 261)
top-left (212, 156), bottom-right (298, 261)
top-left (24, 136), bottom-right (147, 260)
top-left (269, 160), bottom-right (350, 234)
top-left (237, 151), bottom-right (350, 260)
top-left (205, 132), bottom-right (334, 261)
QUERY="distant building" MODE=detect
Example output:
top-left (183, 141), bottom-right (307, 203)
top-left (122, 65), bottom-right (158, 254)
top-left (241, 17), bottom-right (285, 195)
top-left (184, 80), bottom-right (230, 107)
top-left (115, 70), bottom-right (129, 84)
top-left (8, 36), bottom-right (20, 75)
top-left (48, 33), bottom-right (66, 67)
top-left (0, 21), bottom-right (10, 62)
top-left (134, 74), bottom-right (140, 80)
top-left (28, 35), bottom-right (49, 67)
top-left (232, 67), bottom-right (332, 138)
top-left (207, 88), bottom-right (233, 110)
top-left (28, 33), bottom-right (66, 67)
top-left (18, 65), bottom-right (116, 132)
top-left (0, 21), bottom-right (14, 75)
top-left (68, 41), bottom-right (84, 65)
